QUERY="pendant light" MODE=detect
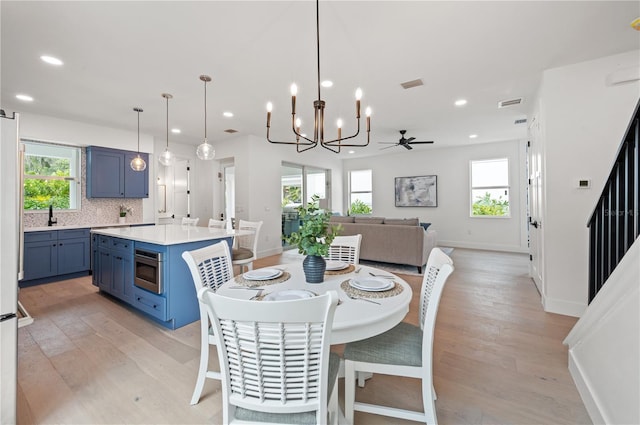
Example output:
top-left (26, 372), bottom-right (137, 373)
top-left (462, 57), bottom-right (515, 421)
top-left (158, 93), bottom-right (175, 166)
top-left (196, 74), bottom-right (215, 160)
top-left (130, 107), bottom-right (147, 171)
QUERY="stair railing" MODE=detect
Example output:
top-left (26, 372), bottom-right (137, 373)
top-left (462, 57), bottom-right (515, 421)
top-left (587, 99), bottom-right (639, 303)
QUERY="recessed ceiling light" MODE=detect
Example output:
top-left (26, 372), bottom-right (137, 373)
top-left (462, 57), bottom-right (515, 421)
top-left (16, 94), bottom-right (34, 102)
top-left (301, 133), bottom-right (307, 138)
top-left (223, 111), bottom-right (234, 118)
top-left (348, 150), bottom-right (355, 154)
top-left (171, 128), bottom-right (181, 134)
top-left (469, 134), bottom-right (478, 139)
top-left (455, 99), bottom-right (467, 106)
top-left (40, 55), bottom-right (63, 66)
top-left (321, 80), bottom-right (333, 88)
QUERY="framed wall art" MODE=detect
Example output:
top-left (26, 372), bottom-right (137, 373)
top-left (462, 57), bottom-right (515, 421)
top-left (395, 175), bottom-right (438, 207)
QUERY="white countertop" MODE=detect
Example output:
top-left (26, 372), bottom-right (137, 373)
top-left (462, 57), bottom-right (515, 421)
top-left (25, 222), bottom-right (154, 232)
top-left (91, 224), bottom-right (246, 245)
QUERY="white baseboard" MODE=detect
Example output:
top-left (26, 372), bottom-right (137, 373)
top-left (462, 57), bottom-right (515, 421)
top-left (568, 350), bottom-right (606, 425)
top-left (437, 240), bottom-right (529, 254)
top-left (542, 295), bottom-right (585, 317)
top-left (258, 246), bottom-right (284, 259)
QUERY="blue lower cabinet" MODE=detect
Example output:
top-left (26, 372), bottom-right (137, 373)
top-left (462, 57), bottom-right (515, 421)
top-left (96, 236), bottom-right (134, 304)
top-left (133, 288), bottom-right (167, 321)
top-left (22, 229), bottom-right (90, 283)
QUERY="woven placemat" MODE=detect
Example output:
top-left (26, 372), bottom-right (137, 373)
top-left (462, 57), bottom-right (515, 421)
top-left (340, 279), bottom-right (404, 299)
top-left (233, 271), bottom-right (291, 287)
top-left (325, 264), bottom-right (355, 275)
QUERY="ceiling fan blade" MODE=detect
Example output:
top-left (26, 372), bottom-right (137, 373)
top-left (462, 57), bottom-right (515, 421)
top-left (408, 141), bottom-right (434, 144)
top-left (405, 137), bottom-right (415, 143)
top-left (404, 144), bottom-right (413, 150)
top-left (379, 145), bottom-right (398, 150)
top-left (378, 142), bottom-right (399, 144)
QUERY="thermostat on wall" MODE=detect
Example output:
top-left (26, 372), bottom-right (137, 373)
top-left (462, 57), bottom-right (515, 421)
top-left (577, 179), bottom-right (591, 189)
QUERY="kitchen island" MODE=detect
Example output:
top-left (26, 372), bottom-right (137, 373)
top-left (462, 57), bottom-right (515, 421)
top-left (91, 224), bottom-right (241, 329)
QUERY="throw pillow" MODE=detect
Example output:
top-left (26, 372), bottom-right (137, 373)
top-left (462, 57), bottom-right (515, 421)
top-left (420, 222), bottom-right (431, 231)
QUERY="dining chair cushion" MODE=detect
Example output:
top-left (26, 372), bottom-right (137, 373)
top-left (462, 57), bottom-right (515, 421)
top-left (232, 247), bottom-right (253, 261)
top-left (344, 322), bottom-right (422, 367)
top-left (233, 352), bottom-right (341, 424)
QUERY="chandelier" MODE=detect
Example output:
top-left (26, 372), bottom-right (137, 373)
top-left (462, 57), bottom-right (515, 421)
top-left (130, 107), bottom-right (147, 171)
top-left (266, 0), bottom-right (371, 153)
top-left (158, 93), bottom-right (175, 166)
top-left (196, 75), bottom-right (215, 160)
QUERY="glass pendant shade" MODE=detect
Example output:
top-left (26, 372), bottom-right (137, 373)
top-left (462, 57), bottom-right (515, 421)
top-left (158, 148), bottom-right (175, 166)
top-left (130, 154), bottom-right (147, 171)
top-left (197, 139), bottom-right (215, 160)
top-left (159, 93), bottom-right (175, 166)
top-left (197, 75), bottom-right (215, 160)
top-left (130, 107), bottom-right (147, 171)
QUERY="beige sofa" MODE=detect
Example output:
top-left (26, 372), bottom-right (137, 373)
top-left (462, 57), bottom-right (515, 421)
top-left (329, 216), bottom-right (437, 273)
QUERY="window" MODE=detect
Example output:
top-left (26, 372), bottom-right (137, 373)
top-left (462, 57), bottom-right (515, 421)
top-left (470, 158), bottom-right (510, 217)
top-left (349, 169), bottom-right (372, 214)
top-left (23, 140), bottom-right (81, 211)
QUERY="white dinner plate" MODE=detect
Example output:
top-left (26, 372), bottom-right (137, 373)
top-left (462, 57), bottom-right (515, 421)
top-left (243, 268), bottom-right (283, 281)
top-left (349, 277), bottom-right (394, 292)
top-left (264, 289), bottom-right (316, 301)
top-left (325, 260), bottom-right (349, 271)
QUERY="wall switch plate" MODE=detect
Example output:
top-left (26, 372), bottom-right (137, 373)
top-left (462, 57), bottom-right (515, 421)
top-left (577, 179), bottom-right (591, 189)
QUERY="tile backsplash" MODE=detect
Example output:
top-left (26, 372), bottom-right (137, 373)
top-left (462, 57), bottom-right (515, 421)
top-left (23, 148), bottom-right (143, 228)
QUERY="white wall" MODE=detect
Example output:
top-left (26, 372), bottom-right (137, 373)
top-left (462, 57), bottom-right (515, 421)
top-left (209, 134), bottom-right (344, 258)
top-left (535, 50), bottom-right (640, 316)
top-left (342, 140), bottom-right (529, 253)
top-left (563, 239), bottom-right (640, 425)
top-left (18, 112), bottom-right (156, 223)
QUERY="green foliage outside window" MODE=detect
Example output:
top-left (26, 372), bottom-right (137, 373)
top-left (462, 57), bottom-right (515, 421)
top-left (472, 192), bottom-right (509, 216)
top-left (282, 185), bottom-right (302, 207)
top-left (349, 199), bottom-right (372, 215)
top-left (24, 155), bottom-right (71, 210)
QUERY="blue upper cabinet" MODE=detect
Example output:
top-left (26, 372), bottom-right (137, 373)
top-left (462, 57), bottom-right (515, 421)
top-left (86, 146), bottom-right (149, 198)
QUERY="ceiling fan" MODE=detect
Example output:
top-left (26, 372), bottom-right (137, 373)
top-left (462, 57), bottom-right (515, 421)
top-left (379, 130), bottom-right (434, 150)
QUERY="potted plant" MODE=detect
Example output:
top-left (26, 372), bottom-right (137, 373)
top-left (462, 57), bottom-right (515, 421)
top-left (119, 204), bottom-right (132, 224)
top-left (284, 194), bottom-right (340, 283)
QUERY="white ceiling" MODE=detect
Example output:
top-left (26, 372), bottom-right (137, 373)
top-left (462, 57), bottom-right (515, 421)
top-left (2, 1), bottom-right (639, 157)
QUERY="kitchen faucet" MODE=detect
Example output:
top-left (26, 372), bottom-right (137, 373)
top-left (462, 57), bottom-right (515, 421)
top-left (48, 204), bottom-right (57, 226)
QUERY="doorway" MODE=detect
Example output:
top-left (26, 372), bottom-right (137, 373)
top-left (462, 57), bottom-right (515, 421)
top-left (281, 162), bottom-right (330, 246)
top-left (157, 158), bottom-right (191, 224)
top-left (528, 116), bottom-right (544, 297)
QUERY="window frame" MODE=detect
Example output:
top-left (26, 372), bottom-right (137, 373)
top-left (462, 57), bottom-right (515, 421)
top-left (348, 169), bottom-right (373, 215)
top-left (22, 139), bottom-right (81, 212)
top-left (469, 158), bottom-right (510, 218)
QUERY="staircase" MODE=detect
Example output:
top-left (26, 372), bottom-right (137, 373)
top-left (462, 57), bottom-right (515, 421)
top-left (564, 99), bottom-right (639, 424)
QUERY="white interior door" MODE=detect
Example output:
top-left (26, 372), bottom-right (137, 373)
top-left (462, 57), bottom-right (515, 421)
top-left (528, 115), bottom-right (544, 297)
top-left (174, 159), bottom-right (190, 219)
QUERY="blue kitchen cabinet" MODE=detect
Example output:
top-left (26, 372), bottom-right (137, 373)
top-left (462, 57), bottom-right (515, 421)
top-left (23, 232), bottom-right (57, 280)
top-left (96, 235), bottom-right (135, 303)
top-left (86, 146), bottom-right (148, 198)
top-left (22, 229), bottom-right (91, 283)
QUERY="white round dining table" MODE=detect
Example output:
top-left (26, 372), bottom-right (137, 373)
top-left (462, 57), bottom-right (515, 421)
top-left (217, 262), bottom-right (413, 345)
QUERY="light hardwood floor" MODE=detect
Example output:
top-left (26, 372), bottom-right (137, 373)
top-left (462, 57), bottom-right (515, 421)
top-left (16, 248), bottom-right (590, 424)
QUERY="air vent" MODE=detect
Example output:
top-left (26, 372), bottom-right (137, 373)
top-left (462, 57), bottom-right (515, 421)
top-left (514, 118), bottom-right (527, 125)
top-left (498, 98), bottom-right (523, 108)
top-left (400, 79), bottom-right (424, 89)
top-left (224, 129), bottom-right (238, 134)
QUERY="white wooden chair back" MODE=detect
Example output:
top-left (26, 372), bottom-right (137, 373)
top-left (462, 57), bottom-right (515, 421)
top-left (208, 218), bottom-right (226, 228)
top-left (182, 217), bottom-right (200, 226)
top-left (181, 241), bottom-right (233, 405)
top-left (326, 234), bottom-right (362, 265)
top-left (198, 288), bottom-right (339, 423)
top-left (182, 241), bottom-right (233, 293)
top-left (232, 220), bottom-right (263, 272)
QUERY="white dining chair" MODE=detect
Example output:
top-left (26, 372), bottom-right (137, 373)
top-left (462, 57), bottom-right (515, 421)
top-left (197, 287), bottom-right (340, 424)
top-left (343, 247), bottom-right (454, 424)
top-left (231, 219), bottom-right (263, 273)
top-left (207, 218), bottom-right (225, 228)
top-left (182, 217), bottom-right (200, 226)
top-left (181, 241), bottom-right (233, 405)
top-left (326, 234), bottom-right (362, 265)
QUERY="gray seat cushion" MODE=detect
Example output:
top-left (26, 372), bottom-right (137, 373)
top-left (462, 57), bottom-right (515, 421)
top-left (232, 247), bottom-right (253, 261)
top-left (233, 352), bottom-right (341, 424)
top-left (344, 322), bottom-right (422, 367)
